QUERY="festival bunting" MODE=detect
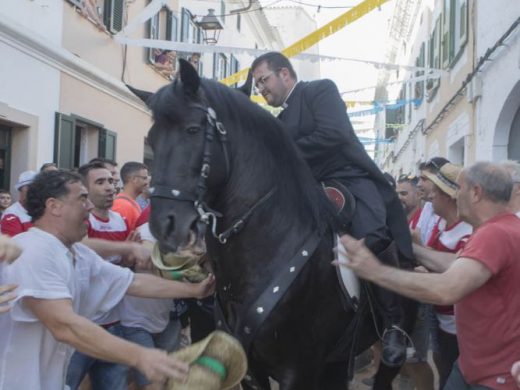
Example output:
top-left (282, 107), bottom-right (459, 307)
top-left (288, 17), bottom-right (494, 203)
top-left (219, 0), bottom-right (390, 86)
top-left (349, 98), bottom-right (423, 117)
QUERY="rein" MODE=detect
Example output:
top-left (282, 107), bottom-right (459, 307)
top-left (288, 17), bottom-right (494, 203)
top-left (148, 104), bottom-right (274, 244)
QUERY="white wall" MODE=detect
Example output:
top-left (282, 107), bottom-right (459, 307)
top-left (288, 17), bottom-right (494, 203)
top-left (474, 1), bottom-right (520, 161)
top-left (0, 1), bottom-right (63, 174)
top-left (263, 7), bottom-right (320, 81)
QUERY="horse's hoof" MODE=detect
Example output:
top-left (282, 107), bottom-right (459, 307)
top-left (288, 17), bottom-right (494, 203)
top-left (381, 326), bottom-right (407, 367)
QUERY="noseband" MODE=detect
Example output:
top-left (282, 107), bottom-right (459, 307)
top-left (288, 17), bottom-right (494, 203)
top-left (148, 103), bottom-right (273, 244)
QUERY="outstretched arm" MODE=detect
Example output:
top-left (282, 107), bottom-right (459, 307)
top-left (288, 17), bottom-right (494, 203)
top-left (25, 298), bottom-right (189, 383)
top-left (412, 243), bottom-right (457, 273)
top-left (334, 234), bottom-right (492, 305)
top-left (127, 273), bottom-right (215, 299)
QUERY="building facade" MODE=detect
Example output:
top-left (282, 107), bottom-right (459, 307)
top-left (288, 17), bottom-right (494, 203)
top-left (374, 0), bottom-right (520, 175)
top-left (0, 0), bottom-right (283, 196)
top-left (376, 0), bottom-right (475, 175)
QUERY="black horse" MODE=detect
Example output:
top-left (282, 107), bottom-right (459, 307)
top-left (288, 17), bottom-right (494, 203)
top-left (130, 60), bottom-right (413, 389)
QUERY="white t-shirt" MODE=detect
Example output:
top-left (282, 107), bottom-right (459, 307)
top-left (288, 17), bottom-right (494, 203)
top-left (0, 228), bottom-right (134, 390)
top-left (86, 210), bottom-right (131, 325)
top-left (120, 222), bottom-right (173, 334)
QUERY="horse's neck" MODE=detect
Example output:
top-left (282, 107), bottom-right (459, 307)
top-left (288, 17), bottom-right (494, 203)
top-left (211, 183), bottom-right (315, 304)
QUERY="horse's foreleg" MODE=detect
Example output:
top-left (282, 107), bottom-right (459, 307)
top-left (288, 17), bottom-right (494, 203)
top-left (320, 361), bottom-right (349, 390)
top-left (373, 362), bottom-right (401, 390)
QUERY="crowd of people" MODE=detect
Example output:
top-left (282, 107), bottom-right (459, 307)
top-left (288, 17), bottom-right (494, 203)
top-left (356, 159), bottom-right (520, 390)
top-left (1, 49), bottom-right (520, 390)
top-left (0, 159), bottom-right (215, 390)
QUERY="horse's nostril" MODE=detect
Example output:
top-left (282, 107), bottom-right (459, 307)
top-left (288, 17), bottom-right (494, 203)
top-left (166, 215), bottom-right (175, 236)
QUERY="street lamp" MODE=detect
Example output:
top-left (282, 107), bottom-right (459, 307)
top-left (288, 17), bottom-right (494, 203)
top-left (196, 9), bottom-right (223, 45)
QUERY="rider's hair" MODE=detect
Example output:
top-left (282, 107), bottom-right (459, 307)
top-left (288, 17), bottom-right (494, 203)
top-left (251, 52), bottom-right (297, 81)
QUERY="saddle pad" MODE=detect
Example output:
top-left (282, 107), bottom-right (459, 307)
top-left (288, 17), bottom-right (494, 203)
top-left (335, 235), bottom-right (360, 309)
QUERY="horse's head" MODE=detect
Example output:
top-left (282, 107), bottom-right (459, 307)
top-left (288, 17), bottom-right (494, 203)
top-left (130, 60), bottom-right (229, 257)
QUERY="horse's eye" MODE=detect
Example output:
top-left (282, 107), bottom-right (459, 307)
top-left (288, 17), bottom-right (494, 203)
top-left (186, 126), bottom-right (200, 134)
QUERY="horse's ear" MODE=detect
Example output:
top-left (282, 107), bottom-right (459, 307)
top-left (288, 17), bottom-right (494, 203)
top-left (179, 58), bottom-right (200, 95)
top-left (126, 84), bottom-right (153, 105)
top-left (236, 69), bottom-right (253, 96)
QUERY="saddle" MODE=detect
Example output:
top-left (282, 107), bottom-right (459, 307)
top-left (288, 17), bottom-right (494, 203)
top-left (322, 179), bottom-right (356, 232)
top-left (322, 180), bottom-right (360, 311)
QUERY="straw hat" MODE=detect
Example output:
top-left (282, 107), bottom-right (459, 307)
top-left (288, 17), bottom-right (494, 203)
top-left (167, 331), bottom-right (248, 390)
top-left (423, 163), bottom-right (462, 198)
top-left (150, 242), bottom-right (208, 282)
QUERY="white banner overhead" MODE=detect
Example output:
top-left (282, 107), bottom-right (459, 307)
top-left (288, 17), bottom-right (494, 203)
top-left (114, 0), bottom-right (444, 76)
top-left (114, 36), bottom-right (443, 76)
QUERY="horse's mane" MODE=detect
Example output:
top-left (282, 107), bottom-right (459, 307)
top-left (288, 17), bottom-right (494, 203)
top-left (149, 78), bottom-right (338, 236)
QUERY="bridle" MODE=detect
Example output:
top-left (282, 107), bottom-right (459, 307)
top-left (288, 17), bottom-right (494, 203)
top-left (148, 103), bottom-right (274, 244)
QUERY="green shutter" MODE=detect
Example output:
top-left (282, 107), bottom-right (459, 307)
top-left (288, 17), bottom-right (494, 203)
top-left (98, 129), bottom-right (117, 161)
top-left (54, 113), bottom-right (76, 170)
top-left (112, 0), bottom-right (124, 32)
top-left (104, 0), bottom-right (124, 34)
top-left (459, 0), bottom-right (468, 46)
top-left (166, 11), bottom-right (173, 41)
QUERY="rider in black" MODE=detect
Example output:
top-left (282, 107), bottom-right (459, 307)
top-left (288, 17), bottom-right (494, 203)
top-left (250, 52), bottom-right (414, 367)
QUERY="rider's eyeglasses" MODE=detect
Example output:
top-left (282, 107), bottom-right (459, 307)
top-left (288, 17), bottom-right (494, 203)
top-left (254, 69), bottom-right (281, 89)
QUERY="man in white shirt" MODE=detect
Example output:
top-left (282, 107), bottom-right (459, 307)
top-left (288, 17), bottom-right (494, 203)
top-left (0, 170), bottom-right (215, 390)
top-left (0, 235), bottom-right (21, 314)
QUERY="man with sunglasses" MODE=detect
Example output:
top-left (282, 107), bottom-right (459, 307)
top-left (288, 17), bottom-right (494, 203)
top-left (251, 52), bottom-right (415, 368)
top-left (415, 157), bottom-right (450, 245)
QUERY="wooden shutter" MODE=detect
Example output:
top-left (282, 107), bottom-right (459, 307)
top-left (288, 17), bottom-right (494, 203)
top-left (54, 113), bottom-right (76, 170)
top-left (98, 129), bottom-right (117, 161)
top-left (459, 0), bottom-right (468, 47)
top-left (181, 8), bottom-right (190, 42)
top-left (104, 0), bottom-right (124, 33)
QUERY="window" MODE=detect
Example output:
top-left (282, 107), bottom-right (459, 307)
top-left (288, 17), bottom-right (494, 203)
top-left (229, 55), bottom-right (239, 86)
top-left (237, 13), bottom-right (241, 32)
top-left (180, 8), bottom-right (199, 44)
top-left (177, 8), bottom-right (201, 63)
top-left (148, 6), bottom-right (177, 64)
top-left (414, 42), bottom-right (425, 104)
top-left (103, 0), bottom-right (125, 34)
top-left (442, 0), bottom-right (468, 67)
top-left (213, 53), bottom-right (228, 80)
top-left (54, 113), bottom-right (117, 169)
top-left (427, 17), bottom-right (442, 101)
top-left (0, 124), bottom-right (12, 190)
